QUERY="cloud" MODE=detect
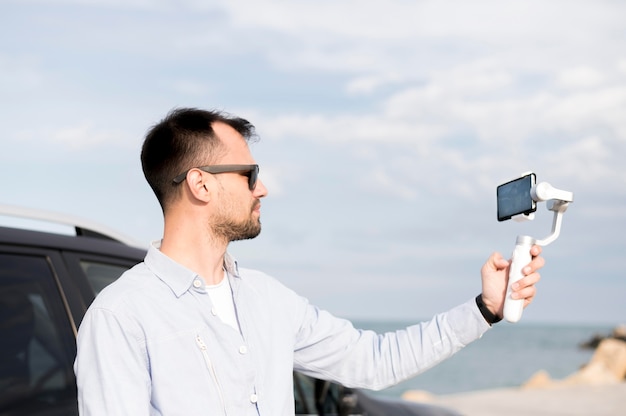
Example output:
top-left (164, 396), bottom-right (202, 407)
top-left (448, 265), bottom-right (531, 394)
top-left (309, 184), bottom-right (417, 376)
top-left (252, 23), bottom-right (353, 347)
top-left (6, 122), bottom-right (137, 162)
top-left (50, 122), bottom-right (121, 149)
top-left (363, 167), bottom-right (419, 200)
top-left (168, 79), bottom-right (212, 97)
top-left (346, 72), bottom-right (405, 95)
top-left (554, 136), bottom-right (626, 185)
top-left (0, 53), bottom-right (45, 92)
top-left (556, 66), bottom-right (605, 89)
top-left (254, 48), bottom-right (626, 202)
top-left (11, 0), bottom-right (172, 10)
top-left (2, 0), bottom-right (625, 324)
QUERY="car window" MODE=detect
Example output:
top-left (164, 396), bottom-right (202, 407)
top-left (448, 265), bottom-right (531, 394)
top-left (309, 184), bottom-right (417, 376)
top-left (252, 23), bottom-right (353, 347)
top-left (0, 253), bottom-right (77, 415)
top-left (294, 372), bottom-right (318, 414)
top-left (294, 372), bottom-right (358, 416)
top-left (79, 260), bottom-right (129, 295)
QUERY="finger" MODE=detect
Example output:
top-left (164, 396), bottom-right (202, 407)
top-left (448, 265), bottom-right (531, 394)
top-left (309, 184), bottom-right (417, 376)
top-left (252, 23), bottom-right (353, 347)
top-left (523, 296), bottom-right (535, 308)
top-left (493, 252), bottom-right (511, 269)
top-left (511, 282), bottom-right (537, 300)
top-left (484, 252), bottom-right (509, 272)
top-left (511, 271), bottom-right (541, 291)
top-left (530, 244), bottom-right (543, 257)
top-left (523, 255), bottom-right (545, 275)
top-left (494, 256), bottom-right (510, 270)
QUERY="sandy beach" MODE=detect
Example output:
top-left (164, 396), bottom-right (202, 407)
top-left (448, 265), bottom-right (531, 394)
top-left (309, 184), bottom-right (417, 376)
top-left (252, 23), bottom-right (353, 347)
top-left (412, 332), bottom-right (626, 415)
top-left (426, 382), bottom-right (626, 416)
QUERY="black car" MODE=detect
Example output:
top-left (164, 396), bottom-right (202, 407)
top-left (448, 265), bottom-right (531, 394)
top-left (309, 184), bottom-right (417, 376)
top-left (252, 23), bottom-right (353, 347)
top-left (0, 206), bottom-right (459, 416)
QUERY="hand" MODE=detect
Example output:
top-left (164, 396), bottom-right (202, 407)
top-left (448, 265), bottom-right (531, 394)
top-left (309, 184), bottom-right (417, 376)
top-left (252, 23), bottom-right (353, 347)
top-left (480, 245), bottom-right (544, 319)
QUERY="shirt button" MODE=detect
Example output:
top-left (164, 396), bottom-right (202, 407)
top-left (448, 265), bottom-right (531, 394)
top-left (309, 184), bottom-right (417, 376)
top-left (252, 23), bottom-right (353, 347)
top-left (193, 279), bottom-right (202, 288)
top-left (250, 393), bottom-right (258, 403)
top-left (211, 307), bottom-right (217, 316)
top-left (239, 345), bottom-right (248, 354)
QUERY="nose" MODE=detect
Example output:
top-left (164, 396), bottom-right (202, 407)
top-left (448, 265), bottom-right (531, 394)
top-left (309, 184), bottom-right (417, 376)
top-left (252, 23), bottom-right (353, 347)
top-left (254, 178), bottom-right (268, 198)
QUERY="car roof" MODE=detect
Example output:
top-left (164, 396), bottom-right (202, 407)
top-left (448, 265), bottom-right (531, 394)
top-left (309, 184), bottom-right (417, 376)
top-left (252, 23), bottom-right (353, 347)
top-left (0, 225), bottom-right (147, 260)
top-left (0, 204), bottom-right (147, 260)
top-left (0, 204), bottom-right (144, 247)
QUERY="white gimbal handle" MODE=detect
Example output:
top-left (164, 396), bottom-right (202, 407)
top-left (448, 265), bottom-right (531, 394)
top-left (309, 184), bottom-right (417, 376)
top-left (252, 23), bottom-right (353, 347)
top-left (503, 181), bottom-right (573, 323)
top-left (503, 235), bottom-right (535, 323)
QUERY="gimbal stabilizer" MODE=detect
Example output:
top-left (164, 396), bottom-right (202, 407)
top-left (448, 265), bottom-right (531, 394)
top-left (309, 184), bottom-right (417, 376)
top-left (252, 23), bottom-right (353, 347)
top-left (502, 177), bottom-right (574, 323)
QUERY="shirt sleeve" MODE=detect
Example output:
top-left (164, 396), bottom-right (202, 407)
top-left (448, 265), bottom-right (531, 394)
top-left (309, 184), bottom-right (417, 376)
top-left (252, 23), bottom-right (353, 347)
top-left (292, 297), bottom-right (491, 390)
top-left (74, 306), bottom-right (153, 415)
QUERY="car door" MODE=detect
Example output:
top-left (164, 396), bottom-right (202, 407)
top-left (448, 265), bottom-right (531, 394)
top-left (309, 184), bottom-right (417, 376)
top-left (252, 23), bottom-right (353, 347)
top-left (0, 243), bottom-right (140, 416)
top-left (0, 248), bottom-right (79, 416)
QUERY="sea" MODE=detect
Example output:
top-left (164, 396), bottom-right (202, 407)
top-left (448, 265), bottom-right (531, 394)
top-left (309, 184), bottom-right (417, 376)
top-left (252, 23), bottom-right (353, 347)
top-left (350, 320), bottom-right (614, 399)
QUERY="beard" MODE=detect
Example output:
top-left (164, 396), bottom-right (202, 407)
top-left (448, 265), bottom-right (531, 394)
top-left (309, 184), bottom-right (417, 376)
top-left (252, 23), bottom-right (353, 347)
top-left (211, 201), bottom-right (262, 242)
top-left (213, 217), bottom-right (261, 242)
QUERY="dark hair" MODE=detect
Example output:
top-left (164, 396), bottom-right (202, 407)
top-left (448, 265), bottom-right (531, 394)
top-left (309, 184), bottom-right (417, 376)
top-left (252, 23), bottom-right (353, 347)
top-left (141, 108), bottom-right (256, 210)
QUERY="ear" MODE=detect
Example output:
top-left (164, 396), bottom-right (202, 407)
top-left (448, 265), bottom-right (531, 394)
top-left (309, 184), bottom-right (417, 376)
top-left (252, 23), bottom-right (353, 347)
top-left (185, 169), bottom-right (212, 203)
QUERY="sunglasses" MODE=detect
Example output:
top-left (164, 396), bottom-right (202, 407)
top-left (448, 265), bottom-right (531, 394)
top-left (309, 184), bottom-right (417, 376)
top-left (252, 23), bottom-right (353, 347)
top-left (172, 164), bottom-right (259, 191)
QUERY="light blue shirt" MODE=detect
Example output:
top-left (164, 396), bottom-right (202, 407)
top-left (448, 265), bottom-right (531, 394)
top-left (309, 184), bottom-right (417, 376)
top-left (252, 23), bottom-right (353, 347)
top-left (74, 243), bottom-right (490, 415)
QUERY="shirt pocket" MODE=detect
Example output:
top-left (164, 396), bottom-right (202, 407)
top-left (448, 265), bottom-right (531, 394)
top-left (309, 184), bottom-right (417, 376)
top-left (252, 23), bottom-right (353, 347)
top-left (147, 328), bottom-right (226, 415)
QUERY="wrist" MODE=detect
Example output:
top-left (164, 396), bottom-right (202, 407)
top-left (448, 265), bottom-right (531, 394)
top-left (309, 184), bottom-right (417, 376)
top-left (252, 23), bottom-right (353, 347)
top-left (475, 294), bottom-right (502, 325)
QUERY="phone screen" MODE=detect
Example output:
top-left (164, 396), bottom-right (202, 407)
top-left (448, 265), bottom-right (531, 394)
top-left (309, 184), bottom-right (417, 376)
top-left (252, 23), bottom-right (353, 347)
top-left (497, 173), bottom-right (536, 221)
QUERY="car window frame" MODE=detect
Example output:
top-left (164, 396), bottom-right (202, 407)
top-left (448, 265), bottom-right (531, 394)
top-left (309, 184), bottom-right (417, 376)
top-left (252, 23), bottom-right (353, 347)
top-left (0, 245), bottom-right (78, 334)
top-left (0, 247), bottom-right (81, 414)
top-left (61, 251), bottom-right (143, 327)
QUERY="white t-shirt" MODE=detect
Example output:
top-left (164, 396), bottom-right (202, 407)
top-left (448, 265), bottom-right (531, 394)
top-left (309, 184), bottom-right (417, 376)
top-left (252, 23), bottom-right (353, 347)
top-left (206, 274), bottom-right (240, 332)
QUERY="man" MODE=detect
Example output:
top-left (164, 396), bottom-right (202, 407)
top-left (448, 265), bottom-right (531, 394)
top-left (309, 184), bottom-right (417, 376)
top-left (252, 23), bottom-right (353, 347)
top-left (74, 108), bottom-right (544, 415)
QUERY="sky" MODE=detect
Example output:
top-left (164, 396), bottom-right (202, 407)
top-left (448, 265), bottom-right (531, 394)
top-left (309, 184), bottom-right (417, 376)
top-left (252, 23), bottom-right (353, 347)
top-left (1, 0), bottom-right (625, 325)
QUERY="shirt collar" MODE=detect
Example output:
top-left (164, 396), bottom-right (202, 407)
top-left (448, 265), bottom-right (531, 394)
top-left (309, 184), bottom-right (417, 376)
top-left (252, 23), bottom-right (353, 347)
top-left (223, 252), bottom-right (240, 277)
top-left (144, 240), bottom-right (240, 298)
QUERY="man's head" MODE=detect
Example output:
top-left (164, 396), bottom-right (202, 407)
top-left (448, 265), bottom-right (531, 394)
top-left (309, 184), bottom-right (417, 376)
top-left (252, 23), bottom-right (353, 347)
top-left (141, 108), bottom-right (267, 242)
top-left (141, 108), bottom-right (256, 211)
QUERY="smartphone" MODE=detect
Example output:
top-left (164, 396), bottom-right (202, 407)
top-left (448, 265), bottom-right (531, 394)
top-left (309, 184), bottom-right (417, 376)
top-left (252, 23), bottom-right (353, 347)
top-left (497, 173), bottom-right (537, 221)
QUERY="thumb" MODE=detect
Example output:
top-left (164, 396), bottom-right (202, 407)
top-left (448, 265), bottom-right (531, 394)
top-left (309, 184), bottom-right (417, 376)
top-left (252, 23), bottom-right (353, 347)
top-left (484, 252), bottom-right (509, 273)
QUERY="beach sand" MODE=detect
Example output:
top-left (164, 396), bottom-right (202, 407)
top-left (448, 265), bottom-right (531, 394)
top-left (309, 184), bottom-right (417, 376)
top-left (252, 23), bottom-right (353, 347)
top-left (425, 382), bottom-right (626, 416)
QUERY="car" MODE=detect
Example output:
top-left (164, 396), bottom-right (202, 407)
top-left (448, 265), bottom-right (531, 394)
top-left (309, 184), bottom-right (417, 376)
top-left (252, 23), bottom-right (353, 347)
top-left (0, 205), bottom-right (460, 415)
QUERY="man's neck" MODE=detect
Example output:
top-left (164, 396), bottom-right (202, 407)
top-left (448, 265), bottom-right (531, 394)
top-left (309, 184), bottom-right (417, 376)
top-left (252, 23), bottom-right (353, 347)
top-left (160, 222), bottom-right (228, 286)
